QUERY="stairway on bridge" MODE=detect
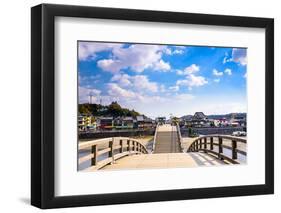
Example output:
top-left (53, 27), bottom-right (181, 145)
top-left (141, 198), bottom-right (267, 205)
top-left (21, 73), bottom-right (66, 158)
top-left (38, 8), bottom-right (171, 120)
top-left (153, 124), bottom-right (181, 153)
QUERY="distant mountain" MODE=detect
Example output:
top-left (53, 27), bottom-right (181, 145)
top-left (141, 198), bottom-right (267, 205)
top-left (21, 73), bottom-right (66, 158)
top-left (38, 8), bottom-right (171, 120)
top-left (181, 113), bottom-right (246, 120)
top-left (180, 115), bottom-right (193, 120)
top-left (207, 113), bottom-right (246, 120)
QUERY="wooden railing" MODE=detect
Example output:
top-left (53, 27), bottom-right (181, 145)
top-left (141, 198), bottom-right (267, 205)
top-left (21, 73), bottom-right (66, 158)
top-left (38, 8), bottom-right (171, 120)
top-left (176, 123), bottom-right (184, 152)
top-left (187, 135), bottom-right (247, 164)
top-left (151, 124), bottom-right (159, 153)
top-left (79, 137), bottom-right (148, 171)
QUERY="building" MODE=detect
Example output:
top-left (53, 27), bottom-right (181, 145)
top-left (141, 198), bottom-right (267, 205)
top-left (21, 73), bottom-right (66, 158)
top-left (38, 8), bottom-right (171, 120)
top-left (229, 113), bottom-right (247, 127)
top-left (143, 117), bottom-right (154, 129)
top-left (136, 115), bottom-right (145, 128)
top-left (78, 114), bottom-right (97, 131)
top-left (122, 117), bottom-right (134, 129)
top-left (156, 117), bottom-right (166, 125)
top-left (98, 117), bottom-right (113, 130)
top-left (189, 112), bottom-right (208, 127)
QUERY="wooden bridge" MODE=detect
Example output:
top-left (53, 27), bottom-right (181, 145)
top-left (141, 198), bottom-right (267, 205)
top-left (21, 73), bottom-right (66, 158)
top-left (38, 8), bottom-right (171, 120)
top-left (153, 124), bottom-right (181, 153)
top-left (78, 124), bottom-right (247, 171)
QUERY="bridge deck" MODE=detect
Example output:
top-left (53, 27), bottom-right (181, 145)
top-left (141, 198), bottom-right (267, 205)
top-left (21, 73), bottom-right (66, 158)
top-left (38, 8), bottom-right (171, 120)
top-left (153, 124), bottom-right (181, 153)
top-left (100, 152), bottom-right (225, 171)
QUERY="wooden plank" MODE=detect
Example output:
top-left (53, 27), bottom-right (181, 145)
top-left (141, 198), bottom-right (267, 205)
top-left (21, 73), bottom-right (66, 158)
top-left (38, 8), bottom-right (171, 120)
top-left (198, 149), bottom-right (239, 164)
top-left (97, 147), bottom-right (111, 156)
top-left (78, 138), bottom-right (112, 149)
top-left (78, 153), bottom-right (94, 164)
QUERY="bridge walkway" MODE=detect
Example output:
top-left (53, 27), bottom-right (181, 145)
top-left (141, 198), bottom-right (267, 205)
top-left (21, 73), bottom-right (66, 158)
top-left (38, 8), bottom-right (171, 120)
top-left (101, 152), bottom-right (225, 170)
top-left (153, 124), bottom-right (181, 153)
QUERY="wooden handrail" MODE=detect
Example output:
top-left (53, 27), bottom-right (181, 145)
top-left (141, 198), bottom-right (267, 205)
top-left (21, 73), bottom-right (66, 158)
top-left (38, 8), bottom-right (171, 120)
top-left (151, 124), bottom-right (159, 153)
top-left (176, 123), bottom-right (184, 152)
top-left (187, 135), bottom-right (246, 164)
top-left (79, 137), bottom-right (148, 171)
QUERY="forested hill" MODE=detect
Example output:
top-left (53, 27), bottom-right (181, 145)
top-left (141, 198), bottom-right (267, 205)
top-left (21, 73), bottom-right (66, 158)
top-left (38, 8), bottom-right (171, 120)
top-left (79, 101), bottom-right (141, 117)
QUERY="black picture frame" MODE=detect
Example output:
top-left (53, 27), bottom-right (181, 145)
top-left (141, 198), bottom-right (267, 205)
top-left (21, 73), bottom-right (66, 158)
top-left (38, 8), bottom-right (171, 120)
top-left (31, 3), bottom-right (274, 209)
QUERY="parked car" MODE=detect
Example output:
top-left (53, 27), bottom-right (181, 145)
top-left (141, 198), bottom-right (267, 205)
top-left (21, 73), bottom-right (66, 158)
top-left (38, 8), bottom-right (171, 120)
top-left (232, 131), bottom-right (247, 136)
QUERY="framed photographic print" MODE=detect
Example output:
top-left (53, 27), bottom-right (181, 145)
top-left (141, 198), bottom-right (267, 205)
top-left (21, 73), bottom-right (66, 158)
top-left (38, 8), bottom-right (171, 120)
top-left (31, 3), bottom-right (274, 209)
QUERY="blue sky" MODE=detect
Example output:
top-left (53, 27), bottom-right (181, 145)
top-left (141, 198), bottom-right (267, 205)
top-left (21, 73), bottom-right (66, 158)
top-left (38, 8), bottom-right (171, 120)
top-left (78, 41), bottom-right (247, 118)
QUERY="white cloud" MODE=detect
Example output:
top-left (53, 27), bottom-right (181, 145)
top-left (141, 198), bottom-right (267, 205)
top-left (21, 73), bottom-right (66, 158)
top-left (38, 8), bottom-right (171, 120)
top-left (79, 86), bottom-right (101, 103)
top-left (153, 59), bottom-right (171, 71)
top-left (175, 64), bottom-right (207, 90)
top-left (232, 48), bottom-right (247, 66)
top-left (214, 78), bottom-right (220, 83)
top-left (78, 74), bottom-right (101, 85)
top-left (107, 83), bottom-right (139, 99)
top-left (111, 74), bottom-right (158, 93)
top-left (244, 71), bottom-right (247, 78)
top-left (78, 42), bottom-right (122, 61)
top-left (160, 85), bottom-right (166, 92)
top-left (185, 64), bottom-right (200, 74)
top-left (110, 73), bottom-right (132, 87)
top-left (169, 85), bottom-right (179, 92)
top-left (223, 52), bottom-right (231, 64)
top-left (213, 69), bottom-right (223, 76)
top-left (174, 93), bottom-right (195, 101)
top-left (131, 75), bottom-right (158, 92)
top-left (176, 64), bottom-right (200, 75)
top-left (173, 49), bottom-right (184, 54)
top-left (97, 59), bottom-right (123, 74)
top-left (223, 48), bottom-right (247, 66)
top-left (224, 68), bottom-right (232, 75)
top-left (97, 44), bottom-right (170, 73)
top-left (163, 46), bottom-right (185, 55)
top-left (163, 47), bottom-right (172, 55)
top-left (177, 74), bottom-right (208, 90)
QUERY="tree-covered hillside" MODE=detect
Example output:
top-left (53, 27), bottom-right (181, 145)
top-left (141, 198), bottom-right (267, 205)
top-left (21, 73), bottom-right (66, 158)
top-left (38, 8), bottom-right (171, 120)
top-left (79, 101), bottom-right (141, 117)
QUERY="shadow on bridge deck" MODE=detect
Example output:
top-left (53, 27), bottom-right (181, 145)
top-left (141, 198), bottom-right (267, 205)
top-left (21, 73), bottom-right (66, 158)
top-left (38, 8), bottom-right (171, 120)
top-left (100, 152), bottom-right (225, 171)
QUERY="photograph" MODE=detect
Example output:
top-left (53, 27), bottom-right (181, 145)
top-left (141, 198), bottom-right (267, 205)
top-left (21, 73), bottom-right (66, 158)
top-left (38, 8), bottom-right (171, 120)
top-left (77, 41), bottom-right (247, 171)
top-left (30, 3), bottom-right (274, 209)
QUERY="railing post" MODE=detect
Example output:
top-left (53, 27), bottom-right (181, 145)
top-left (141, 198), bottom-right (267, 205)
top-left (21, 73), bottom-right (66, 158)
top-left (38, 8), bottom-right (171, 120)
top-left (109, 140), bottom-right (114, 164)
top-left (132, 141), bottom-right (135, 152)
top-left (91, 144), bottom-right (97, 166)
top-left (119, 139), bottom-right (123, 153)
top-left (127, 140), bottom-right (130, 152)
top-left (232, 140), bottom-right (237, 160)
top-left (210, 137), bottom-right (213, 150)
top-left (199, 139), bottom-right (202, 149)
top-left (218, 137), bottom-right (223, 160)
top-left (196, 140), bottom-right (199, 151)
top-left (204, 137), bottom-right (207, 152)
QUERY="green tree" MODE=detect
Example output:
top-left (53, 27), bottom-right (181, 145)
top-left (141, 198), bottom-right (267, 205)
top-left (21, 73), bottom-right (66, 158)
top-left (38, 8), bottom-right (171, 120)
top-left (108, 101), bottom-right (124, 117)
